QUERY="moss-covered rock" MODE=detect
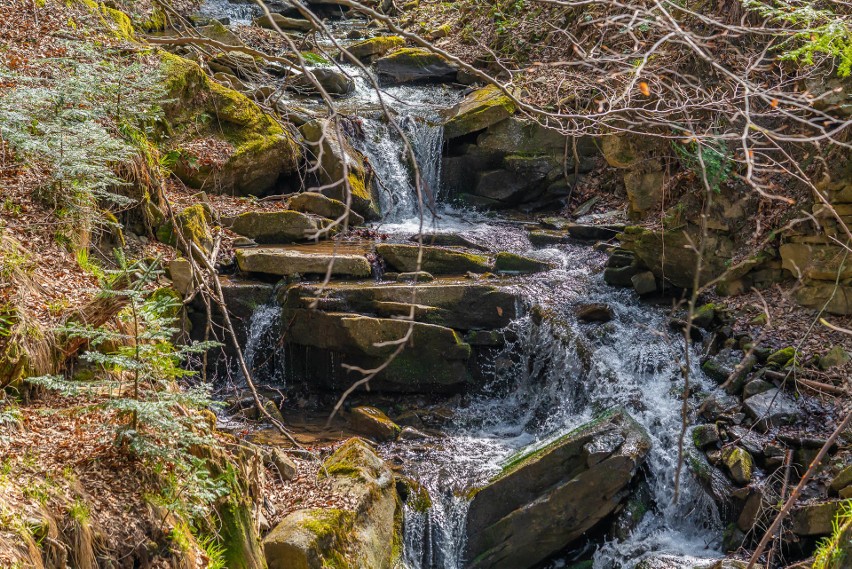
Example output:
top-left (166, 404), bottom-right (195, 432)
top-left (820, 345), bottom-right (851, 370)
top-left (722, 447), bottom-right (753, 484)
top-left (264, 439), bottom-right (399, 569)
top-left (300, 119), bottom-right (380, 220)
top-left (464, 409), bottom-right (650, 569)
top-left (288, 192), bottom-right (365, 226)
top-left (767, 346), bottom-right (796, 367)
top-left (377, 243), bottom-right (491, 274)
top-left (617, 225), bottom-right (736, 289)
top-left (224, 210), bottom-right (324, 244)
top-left (375, 47), bottom-right (457, 84)
top-left (494, 252), bottom-right (554, 274)
top-left (346, 36), bottom-right (405, 60)
top-left (79, 0), bottom-right (135, 40)
top-left (443, 85), bottom-right (516, 140)
top-left (158, 52), bottom-right (300, 196)
top-left (156, 204), bottom-right (214, 257)
top-left (349, 406), bottom-right (401, 442)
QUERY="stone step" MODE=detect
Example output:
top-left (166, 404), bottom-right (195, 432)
top-left (236, 247), bottom-right (372, 277)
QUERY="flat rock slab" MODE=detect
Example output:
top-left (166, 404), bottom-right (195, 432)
top-left (280, 282), bottom-right (518, 330)
top-left (464, 408), bottom-right (650, 569)
top-left (742, 388), bottom-right (798, 431)
top-left (377, 243), bottom-right (491, 274)
top-left (224, 210), bottom-right (324, 244)
top-left (236, 247), bottom-right (371, 277)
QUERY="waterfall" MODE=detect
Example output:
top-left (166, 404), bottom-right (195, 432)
top-left (242, 303), bottom-right (285, 386)
top-left (396, 245), bottom-right (722, 568)
top-left (354, 114), bottom-right (445, 223)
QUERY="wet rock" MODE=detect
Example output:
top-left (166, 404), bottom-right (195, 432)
top-left (224, 210), bottom-right (323, 243)
top-left (604, 264), bottom-right (641, 287)
top-left (528, 229), bottom-right (571, 247)
top-left (236, 248), bottom-right (371, 277)
top-left (264, 439), bottom-right (398, 568)
top-left (564, 223), bottom-right (624, 241)
top-left (631, 271), bottom-right (657, 295)
top-left (442, 85), bottom-right (516, 140)
top-left (692, 303), bottom-right (718, 329)
top-left (699, 392), bottom-right (741, 421)
top-left (349, 406), bottom-right (401, 442)
top-left (288, 191), bottom-right (365, 226)
top-left (291, 68), bottom-right (355, 96)
top-left (233, 236), bottom-right (259, 248)
top-left (742, 379), bottom-right (773, 399)
top-left (576, 303), bottom-right (613, 323)
top-left (791, 500), bottom-right (844, 536)
top-left (281, 310), bottom-right (472, 392)
top-left (494, 252), bottom-right (554, 274)
top-left (266, 448), bottom-right (298, 481)
top-left (722, 447), bottom-right (754, 484)
top-left (397, 271), bottom-right (434, 282)
top-left (398, 426), bottom-right (430, 441)
top-left (375, 47), bottom-right (457, 83)
top-left (464, 330), bottom-right (505, 347)
top-left (742, 388), bottom-right (798, 431)
top-left (409, 232), bottom-right (485, 250)
top-left (692, 424), bottom-right (720, 449)
top-left (377, 243), bottom-right (491, 274)
top-left (345, 36), bottom-right (405, 60)
top-left (464, 409), bottom-right (650, 569)
top-left (281, 282), bottom-right (518, 330)
top-left (253, 13), bottom-right (315, 32)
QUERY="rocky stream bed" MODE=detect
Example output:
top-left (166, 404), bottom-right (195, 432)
top-left (150, 1), bottom-right (852, 567)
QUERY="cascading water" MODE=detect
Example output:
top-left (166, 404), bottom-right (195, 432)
top-left (242, 302), bottom-right (285, 386)
top-left (393, 242), bottom-right (723, 568)
top-left (196, 2), bottom-right (724, 564)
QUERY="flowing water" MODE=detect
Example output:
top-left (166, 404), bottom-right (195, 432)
top-left (201, 1), bottom-right (725, 564)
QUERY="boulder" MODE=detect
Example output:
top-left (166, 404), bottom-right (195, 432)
top-left (300, 119), bottom-right (380, 220)
top-left (576, 304), bottom-right (613, 323)
top-left (409, 232), bottom-right (486, 250)
top-left (791, 501), bottom-right (844, 536)
top-left (442, 85), bottom-right (516, 140)
top-left (820, 345), bottom-right (851, 370)
top-left (780, 242), bottom-right (852, 281)
top-left (377, 244), bottom-right (491, 274)
top-left (225, 210), bottom-right (323, 243)
top-left (349, 406), bottom-right (401, 441)
top-left (794, 282), bottom-right (852, 315)
top-left (253, 13), bottom-right (315, 32)
top-left (631, 271), bottom-right (657, 295)
top-left (494, 252), bottom-right (554, 274)
top-left (290, 68), bottom-right (355, 96)
top-left (160, 53), bottom-right (300, 196)
top-left (375, 48), bottom-right (456, 83)
top-left (289, 192), bottom-right (365, 226)
top-left (464, 409), bottom-right (650, 569)
top-left (156, 204), bottom-right (214, 258)
top-left (168, 257), bottom-right (194, 295)
top-left (345, 36), bottom-right (405, 60)
top-left (266, 448), bottom-right (298, 481)
top-left (742, 388), bottom-right (798, 431)
top-left (236, 248), bottom-right (372, 277)
top-left (281, 310), bottom-right (472, 392)
top-left (692, 424), bottom-right (719, 448)
top-left (476, 117), bottom-right (581, 157)
top-left (264, 439), bottom-right (398, 569)
top-left (721, 447), bottom-right (753, 484)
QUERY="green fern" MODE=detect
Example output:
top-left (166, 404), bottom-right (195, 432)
top-left (743, 0), bottom-right (852, 76)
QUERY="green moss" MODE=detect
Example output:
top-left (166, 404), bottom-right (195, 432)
top-left (156, 204), bottom-right (213, 255)
top-left (78, 0), bottom-right (135, 40)
top-left (767, 346), bottom-right (797, 367)
top-left (384, 47), bottom-right (447, 66)
top-left (347, 36), bottom-right (406, 59)
top-left (499, 409), bottom-right (619, 479)
top-left (301, 51), bottom-right (332, 65)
